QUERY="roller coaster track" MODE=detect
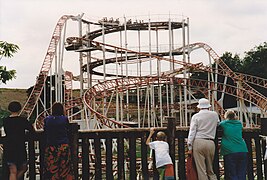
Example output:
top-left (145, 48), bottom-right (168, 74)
top-left (70, 17), bottom-right (267, 105)
top-left (81, 41), bottom-right (267, 121)
top-left (68, 24), bottom-right (267, 90)
top-left (33, 37), bottom-right (267, 129)
top-left (73, 39), bottom-right (267, 92)
top-left (20, 15), bottom-right (75, 118)
top-left (185, 42), bottom-right (267, 111)
top-left (66, 21), bottom-right (186, 51)
top-left (174, 42), bottom-right (267, 88)
top-left (88, 21), bottom-right (185, 40)
top-left (84, 55), bottom-right (204, 78)
top-left (92, 41), bottom-right (267, 109)
top-left (64, 71), bottom-right (73, 109)
top-left (34, 71), bottom-right (76, 129)
top-left (26, 16), bottom-right (267, 130)
top-left (35, 97), bottom-right (83, 129)
top-left (84, 39), bottom-right (267, 90)
top-left (83, 75), bottom-right (266, 126)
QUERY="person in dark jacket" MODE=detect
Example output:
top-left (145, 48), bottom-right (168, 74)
top-left (219, 110), bottom-right (248, 180)
top-left (43, 102), bottom-right (74, 180)
top-left (3, 101), bottom-right (35, 180)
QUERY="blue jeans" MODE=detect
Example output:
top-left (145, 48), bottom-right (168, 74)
top-left (224, 152), bottom-right (247, 180)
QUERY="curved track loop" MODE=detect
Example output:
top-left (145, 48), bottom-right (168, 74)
top-left (186, 42), bottom-right (267, 112)
top-left (27, 16), bottom-right (267, 130)
top-left (88, 40), bottom-right (267, 88)
top-left (83, 40), bottom-right (267, 89)
top-left (83, 72), bottom-right (266, 127)
top-left (81, 21), bottom-right (185, 43)
top-left (20, 15), bottom-right (74, 118)
top-left (86, 40), bottom-right (267, 112)
top-left (84, 75), bottom-right (265, 125)
top-left (83, 77), bottom-right (167, 128)
top-left (35, 97), bottom-right (83, 129)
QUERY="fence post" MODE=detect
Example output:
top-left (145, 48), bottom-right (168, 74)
top-left (69, 123), bottom-right (79, 179)
top-left (117, 134), bottom-right (125, 180)
top-left (245, 137), bottom-right (254, 179)
top-left (166, 116), bottom-right (176, 180)
top-left (177, 130), bottom-right (187, 180)
top-left (255, 132), bottom-right (263, 179)
top-left (38, 131), bottom-right (46, 180)
top-left (1, 138), bottom-right (9, 180)
top-left (214, 130), bottom-right (221, 179)
top-left (262, 137), bottom-right (267, 180)
top-left (141, 134), bottom-right (149, 180)
top-left (261, 118), bottom-right (267, 179)
top-left (28, 134), bottom-right (36, 180)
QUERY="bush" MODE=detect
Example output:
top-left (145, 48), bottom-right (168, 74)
top-left (0, 109), bottom-right (9, 128)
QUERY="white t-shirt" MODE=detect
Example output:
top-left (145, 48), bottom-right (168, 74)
top-left (149, 141), bottom-right (173, 168)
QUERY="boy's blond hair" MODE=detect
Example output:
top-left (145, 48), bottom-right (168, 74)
top-left (156, 131), bottom-right (166, 141)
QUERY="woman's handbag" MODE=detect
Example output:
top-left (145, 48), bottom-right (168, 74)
top-left (186, 155), bottom-right (198, 180)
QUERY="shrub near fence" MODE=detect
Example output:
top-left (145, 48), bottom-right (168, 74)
top-left (0, 119), bottom-right (265, 180)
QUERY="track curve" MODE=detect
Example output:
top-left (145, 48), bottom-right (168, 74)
top-left (25, 15), bottom-right (267, 130)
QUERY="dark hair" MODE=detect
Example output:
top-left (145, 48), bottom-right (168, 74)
top-left (52, 102), bottom-right (65, 116)
top-left (8, 101), bottom-right (22, 112)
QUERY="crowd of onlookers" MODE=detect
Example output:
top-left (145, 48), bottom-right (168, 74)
top-left (146, 98), bottom-right (248, 180)
top-left (1, 98), bottom-right (250, 179)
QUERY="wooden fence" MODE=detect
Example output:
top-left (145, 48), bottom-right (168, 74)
top-left (0, 118), bottom-right (266, 179)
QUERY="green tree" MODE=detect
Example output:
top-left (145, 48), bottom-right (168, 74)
top-left (220, 52), bottom-right (242, 72)
top-left (0, 41), bottom-right (19, 127)
top-left (0, 41), bottom-right (19, 84)
top-left (242, 42), bottom-right (267, 79)
top-left (241, 42), bottom-right (267, 96)
top-left (190, 42), bottom-right (267, 107)
top-left (219, 52), bottom-right (242, 108)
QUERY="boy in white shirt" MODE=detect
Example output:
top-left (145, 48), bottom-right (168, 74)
top-left (146, 128), bottom-right (174, 180)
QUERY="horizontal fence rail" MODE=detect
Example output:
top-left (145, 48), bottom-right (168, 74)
top-left (0, 122), bottom-right (265, 180)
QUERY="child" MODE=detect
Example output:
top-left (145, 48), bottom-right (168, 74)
top-left (146, 128), bottom-right (174, 180)
top-left (3, 101), bottom-right (35, 180)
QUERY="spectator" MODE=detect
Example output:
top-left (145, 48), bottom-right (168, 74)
top-left (220, 110), bottom-right (248, 180)
top-left (146, 128), bottom-right (174, 180)
top-left (43, 102), bottom-right (74, 179)
top-left (3, 101), bottom-right (35, 180)
top-left (187, 98), bottom-right (219, 180)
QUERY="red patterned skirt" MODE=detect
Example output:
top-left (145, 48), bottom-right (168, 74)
top-left (43, 144), bottom-right (74, 180)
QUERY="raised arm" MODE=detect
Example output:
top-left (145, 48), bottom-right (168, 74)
top-left (146, 128), bottom-right (156, 145)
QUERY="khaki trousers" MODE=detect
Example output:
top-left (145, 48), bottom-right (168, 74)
top-left (193, 139), bottom-right (217, 180)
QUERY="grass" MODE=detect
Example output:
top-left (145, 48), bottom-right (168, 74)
top-left (0, 88), bottom-right (28, 110)
top-left (0, 88), bottom-right (81, 111)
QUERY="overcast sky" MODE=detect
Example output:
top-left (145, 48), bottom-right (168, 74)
top-left (1, 0), bottom-right (267, 89)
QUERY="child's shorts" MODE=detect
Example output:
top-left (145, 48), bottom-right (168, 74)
top-left (158, 164), bottom-right (174, 180)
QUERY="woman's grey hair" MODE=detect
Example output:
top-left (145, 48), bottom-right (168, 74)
top-left (224, 110), bottom-right (236, 120)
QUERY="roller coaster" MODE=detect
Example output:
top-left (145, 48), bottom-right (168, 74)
top-left (20, 14), bottom-right (267, 130)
